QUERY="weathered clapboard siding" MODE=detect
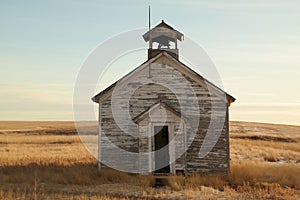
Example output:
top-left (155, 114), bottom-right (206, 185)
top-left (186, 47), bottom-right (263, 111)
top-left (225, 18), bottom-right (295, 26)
top-left (97, 53), bottom-right (230, 174)
top-left (174, 123), bottom-right (185, 170)
top-left (100, 97), bottom-right (139, 172)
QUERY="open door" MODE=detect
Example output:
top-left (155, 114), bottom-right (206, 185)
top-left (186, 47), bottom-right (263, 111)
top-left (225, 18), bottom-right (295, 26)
top-left (154, 126), bottom-right (170, 173)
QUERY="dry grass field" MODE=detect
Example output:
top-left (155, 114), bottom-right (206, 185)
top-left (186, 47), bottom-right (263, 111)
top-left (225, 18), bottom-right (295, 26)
top-left (0, 121), bottom-right (299, 199)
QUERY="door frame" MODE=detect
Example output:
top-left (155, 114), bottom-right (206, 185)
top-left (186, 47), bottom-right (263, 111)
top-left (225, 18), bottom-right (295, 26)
top-left (150, 122), bottom-right (175, 174)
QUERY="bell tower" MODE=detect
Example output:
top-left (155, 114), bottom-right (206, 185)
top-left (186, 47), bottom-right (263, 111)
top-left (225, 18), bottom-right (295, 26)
top-left (143, 20), bottom-right (184, 60)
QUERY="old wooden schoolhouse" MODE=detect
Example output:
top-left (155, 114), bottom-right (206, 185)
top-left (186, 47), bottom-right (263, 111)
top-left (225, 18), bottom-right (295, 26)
top-left (92, 20), bottom-right (235, 175)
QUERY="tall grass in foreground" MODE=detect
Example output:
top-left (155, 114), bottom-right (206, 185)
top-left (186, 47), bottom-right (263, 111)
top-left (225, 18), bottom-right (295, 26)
top-left (0, 190), bottom-right (138, 200)
top-left (167, 162), bottom-right (300, 190)
top-left (0, 164), bottom-right (155, 186)
top-left (0, 165), bottom-right (155, 199)
top-left (0, 162), bottom-right (299, 199)
top-left (166, 162), bottom-right (299, 199)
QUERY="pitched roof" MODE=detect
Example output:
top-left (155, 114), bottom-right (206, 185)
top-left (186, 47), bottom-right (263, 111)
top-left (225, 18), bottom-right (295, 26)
top-left (156, 20), bottom-right (175, 30)
top-left (143, 20), bottom-right (184, 42)
top-left (133, 100), bottom-right (185, 123)
top-left (92, 51), bottom-right (235, 104)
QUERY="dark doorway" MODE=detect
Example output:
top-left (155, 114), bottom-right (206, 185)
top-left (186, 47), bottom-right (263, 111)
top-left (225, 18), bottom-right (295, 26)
top-left (154, 126), bottom-right (170, 173)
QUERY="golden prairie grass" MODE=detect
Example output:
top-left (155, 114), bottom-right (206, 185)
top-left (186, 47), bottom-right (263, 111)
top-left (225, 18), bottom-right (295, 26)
top-left (0, 121), bottom-right (97, 166)
top-left (0, 189), bottom-right (144, 200)
top-left (1, 168), bottom-right (297, 200)
top-left (0, 121), bottom-right (299, 199)
top-left (230, 121), bottom-right (300, 164)
top-left (168, 163), bottom-right (300, 190)
top-left (0, 133), bottom-right (96, 166)
top-left (166, 163), bottom-right (299, 199)
top-left (230, 162), bottom-right (300, 189)
top-left (0, 166), bottom-right (156, 199)
top-left (231, 139), bottom-right (300, 163)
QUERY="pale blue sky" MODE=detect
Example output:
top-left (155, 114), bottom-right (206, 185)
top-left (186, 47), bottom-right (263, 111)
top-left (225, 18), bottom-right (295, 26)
top-left (0, 0), bottom-right (300, 125)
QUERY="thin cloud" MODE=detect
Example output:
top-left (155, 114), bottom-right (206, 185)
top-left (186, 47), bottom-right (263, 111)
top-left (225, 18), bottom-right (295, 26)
top-left (235, 102), bottom-right (300, 107)
top-left (0, 83), bottom-right (72, 105)
top-left (0, 111), bottom-right (74, 121)
top-left (246, 93), bottom-right (275, 97)
top-left (176, 1), bottom-right (292, 9)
